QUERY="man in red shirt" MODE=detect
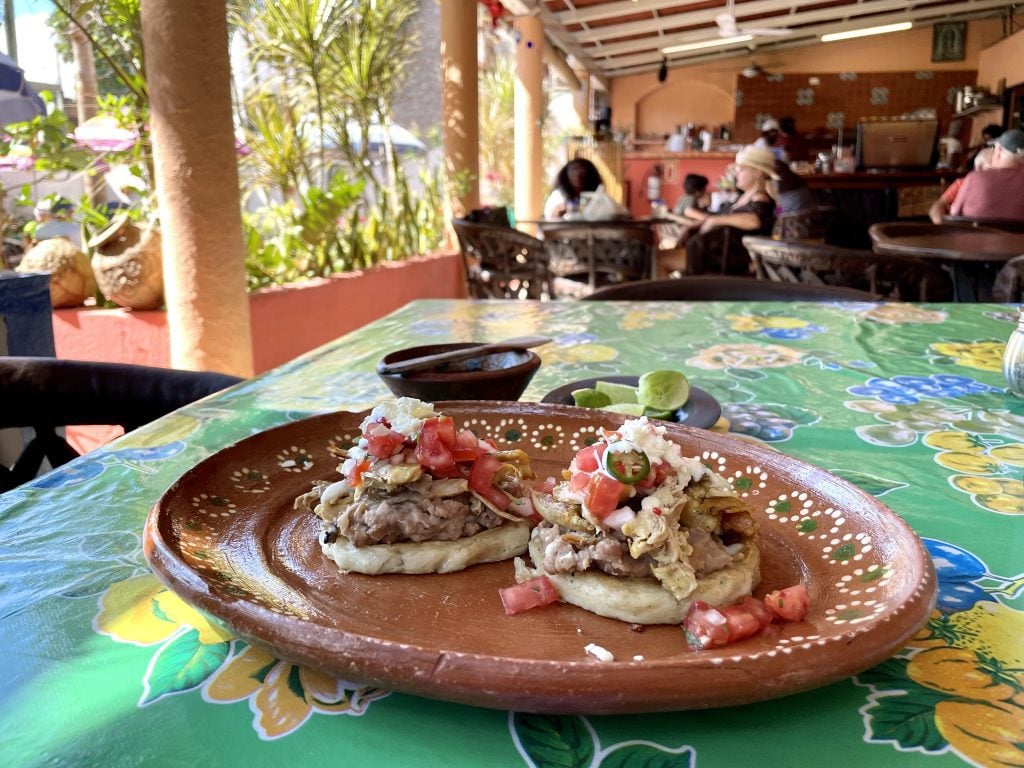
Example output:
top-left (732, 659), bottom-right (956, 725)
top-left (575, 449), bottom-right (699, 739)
top-left (950, 128), bottom-right (1024, 222)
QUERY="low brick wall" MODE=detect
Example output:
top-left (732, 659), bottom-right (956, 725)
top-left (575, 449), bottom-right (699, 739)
top-left (53, 251), bottom-right (467, 374)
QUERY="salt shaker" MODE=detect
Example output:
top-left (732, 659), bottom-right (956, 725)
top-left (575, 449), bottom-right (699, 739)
top-left (1003, 309), bottom-right (1024, 397)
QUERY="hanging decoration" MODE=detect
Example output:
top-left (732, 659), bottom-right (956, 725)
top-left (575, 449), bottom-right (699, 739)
top-left (480, 0), bottom-right (506, 28)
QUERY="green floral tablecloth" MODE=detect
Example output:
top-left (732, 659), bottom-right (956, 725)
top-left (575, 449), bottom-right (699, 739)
top-left (1, 299), bottom-right (1022, 768)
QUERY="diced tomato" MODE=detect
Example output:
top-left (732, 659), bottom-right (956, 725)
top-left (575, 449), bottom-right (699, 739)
top-left (345, 458), bottom-right (371, 486)
top-left (719, 605), bottom-right (763, 643)
top-left (574, 443), bottom-right (607, 473)
top-left (739, 595), bottom-right (774, 630)
top-left (634, 460), bottom-right (665, 490)
top-left (452, 429), bottom-right (480, 462)
top-left (469, 454), bottom-right (510, 510)
top-left (683, 601), bottom-right (731, 649)
top-left (534, 476), bottom-right (556, 495)
top-left (434, 416), bottom-right (457, 449)
top-left (499, 576), bottom-right (559, 615)
top-left (764, 584), bottom-right (810, 622)
top-left (568, 472), bottom-right (590, 493)
top-left (416, 419), bottom-right (455, 473)
top-left (364, 429), bottom-right (406, 459)
top-left (584, 473), bottom-right (624, 519)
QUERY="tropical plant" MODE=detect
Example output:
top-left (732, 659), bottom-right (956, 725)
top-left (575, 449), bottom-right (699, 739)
top-left (479, 53), bottom-right (515, 207)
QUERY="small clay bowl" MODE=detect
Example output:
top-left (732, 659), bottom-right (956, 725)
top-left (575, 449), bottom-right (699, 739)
top-left (376, 343), bottom-right (541, 402)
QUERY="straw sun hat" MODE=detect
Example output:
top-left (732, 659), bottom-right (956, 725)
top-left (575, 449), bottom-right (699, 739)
top-left (733, 146), bottom-right (780, 179)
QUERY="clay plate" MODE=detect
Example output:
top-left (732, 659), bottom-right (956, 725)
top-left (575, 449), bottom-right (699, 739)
top-left (145, 402), bottom-right (936, 714)
top-left (541, 375), bottom-right (722, 428)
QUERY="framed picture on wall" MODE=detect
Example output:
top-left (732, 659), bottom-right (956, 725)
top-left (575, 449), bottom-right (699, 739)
top-left (932, 22), bottom-right (966, 62)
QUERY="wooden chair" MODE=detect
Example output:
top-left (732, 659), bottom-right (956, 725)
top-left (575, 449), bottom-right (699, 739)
top-left (452, 219), bottom-right (552, 300)
top-left (993, 255), bottom-right (1024, 302)
top-left (541, 222), bottom-right (656, 298)
top-left (743, 236), bottom-right (955, 301)
top-left (943, 215), bottom-right (1024, 234)
top-left (772, 205), bottom-right (836, 242)
top-left (581, 276), bottom-right (878, 302)
top-left (0, 358), bottom-right (242, 492)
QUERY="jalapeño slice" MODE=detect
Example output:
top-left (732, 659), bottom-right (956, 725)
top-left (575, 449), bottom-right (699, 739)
top-left (602, 442), bottom-right (651, 485)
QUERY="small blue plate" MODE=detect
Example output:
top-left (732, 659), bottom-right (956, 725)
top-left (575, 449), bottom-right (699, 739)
top-left (540, 375), bottom-right (722, 429)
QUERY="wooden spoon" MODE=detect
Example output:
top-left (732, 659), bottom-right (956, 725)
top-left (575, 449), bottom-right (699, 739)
top-left (379, 336), bottom-right (552, 375)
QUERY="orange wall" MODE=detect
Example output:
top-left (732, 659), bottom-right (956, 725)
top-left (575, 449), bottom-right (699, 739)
top-left (53, 252), bottom-right (467, 375)
top-left (610, 19), bottom-right (1004, 137)
top-left (977, 26), bottom-right (1024, 90)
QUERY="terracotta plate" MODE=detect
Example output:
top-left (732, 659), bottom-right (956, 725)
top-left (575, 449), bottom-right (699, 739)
top-left (541, 375), bottom-right (722, 428)
top-left (145, 402), bottom-right (936, 714)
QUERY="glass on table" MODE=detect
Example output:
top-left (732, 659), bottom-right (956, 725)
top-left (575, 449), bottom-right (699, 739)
top-left (1003, 308), bottom-right (1024, 397)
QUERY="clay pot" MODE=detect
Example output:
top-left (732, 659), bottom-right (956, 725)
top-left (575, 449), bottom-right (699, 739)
top-left (89, 214), bottom-right (164, 310)
top-left (16, 237), bottom-right (97, 308)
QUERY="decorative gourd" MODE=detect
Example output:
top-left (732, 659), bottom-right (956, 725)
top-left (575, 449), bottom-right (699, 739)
top-left (16, 237), bottom-right (97, 308)
top-left (88, 214), bottom-right (163, 310)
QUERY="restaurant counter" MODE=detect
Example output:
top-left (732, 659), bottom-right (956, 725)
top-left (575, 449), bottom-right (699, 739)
top-left (1, 298), bottom-right (1021, 768)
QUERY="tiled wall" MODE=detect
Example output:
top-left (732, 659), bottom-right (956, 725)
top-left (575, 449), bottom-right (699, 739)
top-left (734, 69), bottom-right (978, 146)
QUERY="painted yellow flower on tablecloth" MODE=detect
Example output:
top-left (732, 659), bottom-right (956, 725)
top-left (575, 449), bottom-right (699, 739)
top-left (725, 314), bottom-right (808, 333)
top-left (908, 602), bottom-right (1024, 767)
top-left (862, 304), bottom-right (947, 325)
top-left (620, 308), bottom-right (677, 331)
top-left (688, 343), bottom-right (803, 370)
top-left (540, 343), bottom-right (618, 365)
top-left (930, 340), bottom-right (1006, 372)
top-left (204, 644), bottom-right (388, 740)
top-left (94, 574), bottom-right (388, 737)
top-left (94, 573), bottom-right (231, 646)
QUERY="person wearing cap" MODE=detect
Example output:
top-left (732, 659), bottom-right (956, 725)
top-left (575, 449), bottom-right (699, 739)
top-left (754, 118), bottom-right (787, 162)
top-left (658, 146), bottom-right (779, 276)
top-left (928, 146), bottom-right (995, 224)
top-left (949, 128), bottom-right (1024, 223)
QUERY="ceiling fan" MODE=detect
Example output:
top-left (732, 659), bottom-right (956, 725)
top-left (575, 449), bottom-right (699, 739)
top-left (715, 0), bottom-right (795, 38)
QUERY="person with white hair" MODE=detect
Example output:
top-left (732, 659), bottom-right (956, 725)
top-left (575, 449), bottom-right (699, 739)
top-left (949, 128), bottom-right (1024, 222)
top-left (659, 145), bottom-right (779, 276)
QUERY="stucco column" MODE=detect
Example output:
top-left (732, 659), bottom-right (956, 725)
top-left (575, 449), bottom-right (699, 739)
top-left (141, 0), bottom-right (253, 377)
top-left (440, 0), bottom-right (479, 219)
top-left (573, 69), bottom-right (591, 132)
top-left (514, 16), bottom-right (544, 226)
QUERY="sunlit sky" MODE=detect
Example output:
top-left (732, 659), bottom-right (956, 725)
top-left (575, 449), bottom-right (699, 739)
top-left (1, 0), bottom-right (76, 97)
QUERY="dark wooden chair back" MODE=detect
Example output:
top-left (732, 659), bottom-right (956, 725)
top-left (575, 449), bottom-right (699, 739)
top-left (772, 205), bottom-right (836, 242)
top-left (993, 255), bottom-right (1024, 302)
top-left (743, 236), bottom-right (955, 301)
top-left (540, 222), bottom-right (656, 297)
top-left (582, 276), bottom-right (878, 301)
top-left (0, 358), bottom-right (242, 493)
top-left (452, 219), bottom-right (551, 300)
top-left (943, 215), bottom-right (1024, 234)
top-left (868, 221), bottom-right (1001, 242)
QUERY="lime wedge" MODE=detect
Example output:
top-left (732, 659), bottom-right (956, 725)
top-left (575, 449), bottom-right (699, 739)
top-left (643, 408), bottom-right (674, 421)
top-left (572, 388), bottom-right (611, 408)
top-left (601, 403), bottom-right (646, 417)
top-left (637, 370), bottom-right (691, 411)
top-left (595, 380), bottom-right (638, 404)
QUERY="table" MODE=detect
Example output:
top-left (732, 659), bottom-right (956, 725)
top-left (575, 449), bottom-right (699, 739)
top-left (871, 226), bottom-right (1024, 301)
top-left (2, 299), bottom-right (1022, 768)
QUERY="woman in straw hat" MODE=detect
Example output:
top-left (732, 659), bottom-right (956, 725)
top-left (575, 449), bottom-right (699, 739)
top-left (659, 145), bottom-right (778, 276)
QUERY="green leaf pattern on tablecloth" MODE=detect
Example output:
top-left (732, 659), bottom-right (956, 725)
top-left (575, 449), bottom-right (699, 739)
top-left (510, 714), bottom-right (694, 768)
top-left (141, 628), bottom-right (230, 705)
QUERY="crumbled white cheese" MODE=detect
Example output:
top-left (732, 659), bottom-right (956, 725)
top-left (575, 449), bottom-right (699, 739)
top-left (632, 655), bottom-right (645, 662)
top-left (584, 643), bottom-right (614, 663)
top-left (362, 397), bottom-right (436, 440)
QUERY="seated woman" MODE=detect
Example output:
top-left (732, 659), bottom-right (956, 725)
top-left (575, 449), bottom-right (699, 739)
top-left (658, 146), bottom-right (777, 277)
top-left (543, 158), bottom-right (603, 219)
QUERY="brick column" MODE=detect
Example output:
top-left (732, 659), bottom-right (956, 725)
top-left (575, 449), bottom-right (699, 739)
top-left (514, 16), bottom-right (544, 227)
top-left (141, 0), bottom-right (254, 377)
top-left (440, 0), bottom-right (479, 219)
